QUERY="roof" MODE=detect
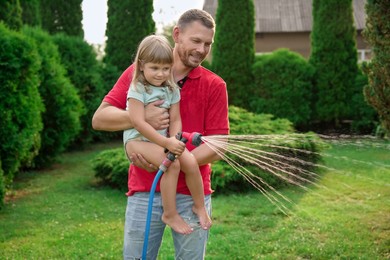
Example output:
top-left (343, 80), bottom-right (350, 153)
top-left (203, 0), bottom-right (367, 33)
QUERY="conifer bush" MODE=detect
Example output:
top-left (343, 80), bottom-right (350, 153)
top-left (362, 0), bottom-right (390, 135)
top-left (52, 33), bottom-right (110, 145)
top-left (251, 49), bottom-right (315, 130)
top-left (0, 161), bottom-right (4, 209)
top-left (104, 0), bottom-right (155, 71)
top-left (211, 107), bottom-right (324, 193)
top-left (309, 0), bottom-right (358, 127)
top-left (22, 27), bottom-right (84, 168)
top-left (211, 0), bottom-right (255, 108)
top-left (0, 23), bottom-right (43, 186)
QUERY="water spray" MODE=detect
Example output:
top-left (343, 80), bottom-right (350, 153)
top-left (142, 132), bottom-right (203, 260)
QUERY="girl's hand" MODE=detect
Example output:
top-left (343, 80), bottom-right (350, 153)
top-left (165, 136), bottom-right (185, 156)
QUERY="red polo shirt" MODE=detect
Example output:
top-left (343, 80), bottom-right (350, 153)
top-left (103, 64), bottom-right (229, 195)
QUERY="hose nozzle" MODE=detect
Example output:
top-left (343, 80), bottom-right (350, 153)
top-left (180, 132), bottom-right (203, 147)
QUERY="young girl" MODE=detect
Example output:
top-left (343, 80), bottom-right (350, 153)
top-left (124, 35), bottom-right (212, 235)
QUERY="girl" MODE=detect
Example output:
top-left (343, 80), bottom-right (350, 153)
top-left (124, 35), bottom-right (212, 235)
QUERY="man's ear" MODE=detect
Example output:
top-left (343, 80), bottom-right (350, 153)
top-left (172, 26), bottom-right (180, 43)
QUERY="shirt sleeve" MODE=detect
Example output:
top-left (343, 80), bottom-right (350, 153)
top-left (205, 78), bottom-right (230, 136)
top-left (103, 65), bottom-right (134, 110)
top-left (127, 83), bottom-right (145, 104)
top-left (170, 88), bottom-right (181, 105)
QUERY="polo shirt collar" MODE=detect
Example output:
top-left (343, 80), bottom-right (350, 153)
top-left (187, 66), bottom-right (202, 79)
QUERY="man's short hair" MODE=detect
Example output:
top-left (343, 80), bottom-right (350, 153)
top-left (177, 9), bottom-right (215, 30)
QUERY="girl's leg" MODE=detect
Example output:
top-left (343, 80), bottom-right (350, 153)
top-left (125, 141), bottom-right (192, 235)
top-left (179, 150), bottom-right (212, 230)
top-left (160, 161), bottom-right (193, 235)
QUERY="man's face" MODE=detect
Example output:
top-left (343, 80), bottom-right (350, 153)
top-left (175, 21), bottom-right (214, 68)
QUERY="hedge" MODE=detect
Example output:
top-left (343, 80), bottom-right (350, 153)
top-left (52, 33), bottom-right (109, 145)
top-left (251, 49), bottom-right (315, 130)
top-left (22, 26), bottom-right (84, 168)
top-left (0, 23), bottom-right (43, 186)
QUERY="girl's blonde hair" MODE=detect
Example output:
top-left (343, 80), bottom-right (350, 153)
top-left (132, 35), bottom-right (177, 91)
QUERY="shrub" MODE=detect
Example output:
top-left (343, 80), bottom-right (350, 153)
top-left (0, 23), bottom-right (43, 184)
top-left (210, 106), bottom-right (325, 194)
top-left (251, 49), bottom-right (315, 130)
top-left (52, 33), bottom-right (109, 145)
top-left (0, 159), bottom-right (5, 209)
top-left (349, 66), bottom-right (378, 134)
top-left (309, 0), bottom-right (358, 127)
top-left (91, 148), bottom-right (129, 190)
top-left (362, 0), bottom-right (390, 135)
top-left (211, 0), bottom-right (255, 108)
top-left (104, 0), bottom-right (155, 72)
top-left (22, 26), bottom-right (84, 168)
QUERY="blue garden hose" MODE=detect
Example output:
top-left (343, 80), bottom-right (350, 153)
top-left (141, 152), bottom-right (176, 259)
top-left (141, 132), bottom-right (203, 259)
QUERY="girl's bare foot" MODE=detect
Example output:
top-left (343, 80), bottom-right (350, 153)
top-left (162, 213), bottom-right (193, 235)
top-left (193, 206), bottom-right (212, 230)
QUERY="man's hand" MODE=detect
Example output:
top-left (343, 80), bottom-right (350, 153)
top-left (130, 153), bottom-right (158, 172)
top-left (145, 100), bottom-right (169, 130)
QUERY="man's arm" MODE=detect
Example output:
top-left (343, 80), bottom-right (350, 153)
top-left (92, 102), bottom-right (133, 131)
top-left (191, 137), bottom-right (228, 166)
top-left (92, 100), bottom-right (170, 132)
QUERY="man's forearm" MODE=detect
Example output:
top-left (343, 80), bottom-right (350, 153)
top-left (192, 143), bottom-right (222, 166)
top-left (92, 102), bottom-right (133, 132)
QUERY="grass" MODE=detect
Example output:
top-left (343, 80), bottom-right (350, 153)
top-left (1, 140), bottom-right (389, 259)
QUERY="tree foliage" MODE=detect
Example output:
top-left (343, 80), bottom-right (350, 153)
top-left (104, 0), bottom-right (155, 71)
top-left (251, 49), bottom-right (315, 130)
top-left (40, 0), bottom-right (83, 37)
top-left (0, 0), bottom-right (23, 30)
top-left (211, 0), bottom-right (255, 108)
top-left (309, 0), bottom-right (358, 127)
top-left (22, 26), bottom-right (84, 168)
top-left (20, 0), bottom-right (41, 27)
top-left (362, 0), bottom-right (390, 134)
top-left (52, 33), bottom-right (111, 145)
top-left (0, 23), bottom-right (43, 180)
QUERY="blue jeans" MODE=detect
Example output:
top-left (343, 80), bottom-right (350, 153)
top-left (123, 192), bottom-right (211, 260)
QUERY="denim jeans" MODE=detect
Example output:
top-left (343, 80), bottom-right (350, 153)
top-left (123, 192), bottom-right (211, 260)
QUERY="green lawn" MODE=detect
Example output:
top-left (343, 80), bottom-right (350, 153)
top-left (1, 140), bottom-right (389, 259)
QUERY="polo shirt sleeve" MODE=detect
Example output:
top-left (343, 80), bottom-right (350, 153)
top-left (205, 78), bottom-right (230, 136)
top-left (103, 65), bottom-right (134, 110)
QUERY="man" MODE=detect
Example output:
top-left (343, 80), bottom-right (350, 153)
top-left (92, 9), bottom-right (229, 260)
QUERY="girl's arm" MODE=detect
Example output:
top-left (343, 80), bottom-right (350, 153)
top-left (168, 102), bottom-right (182, 138)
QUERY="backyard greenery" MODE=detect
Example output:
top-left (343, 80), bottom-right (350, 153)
top-left (309, 0), bottom-right (358, 126)
top-left (212, 0), bottom-right (255, 108)
top-left (362, 0), bottom-right (390, 133)
top-left (91, 106), bottom-right (325, 191)
top-left (104, 0), bottom-right (155, 72)
top-left (1, 141), bottom-right (389, 259)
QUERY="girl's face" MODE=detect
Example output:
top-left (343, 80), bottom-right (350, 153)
top-left (141, 62), bottom-right (172, 86)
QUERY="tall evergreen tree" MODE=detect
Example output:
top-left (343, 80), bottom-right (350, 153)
top-left (309, 0), bottom-right (358, 127)
top-left (0, 0), bottom-right (23, 30)
top-left (104, 0), bottom-right (155, 72)
top-left (362, 0), bottom-right (390, 134)
top-left (40, 0), bottom-right (83, 37)
top-left (211, 0), bottom-right (255, 108)
top-left (20, 0), bottom-right (41, 27)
